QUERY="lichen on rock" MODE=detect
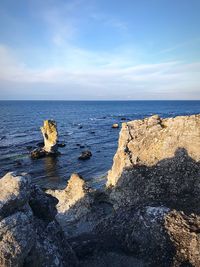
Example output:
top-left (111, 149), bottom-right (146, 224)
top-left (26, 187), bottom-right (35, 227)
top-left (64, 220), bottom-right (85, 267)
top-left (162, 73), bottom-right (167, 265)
top-left (107, 114), bottom-right (200, 187)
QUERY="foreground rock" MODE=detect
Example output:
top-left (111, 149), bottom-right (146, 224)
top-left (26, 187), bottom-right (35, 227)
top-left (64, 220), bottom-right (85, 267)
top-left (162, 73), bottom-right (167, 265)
top-left (51, 114), bottom-right (200, 267)
top-left (31, 120), bottom-right (59, 159)
top-left (0, 172), bottom-right (78, 267)
top-left (95, 206), bottom-right (200, 267)
top-left (2, 113), bottom-right (200, 266)
top-left (47, 173), bottom-right (112, 238)
top-left (108, 114), bottom-right (200, 187)
top-left (107, 114), bottom-right (200, 212)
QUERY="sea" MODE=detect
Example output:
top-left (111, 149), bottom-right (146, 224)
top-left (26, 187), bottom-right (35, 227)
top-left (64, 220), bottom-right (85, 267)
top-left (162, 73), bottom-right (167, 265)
top-left (0, 100), bottom-right (199, 189)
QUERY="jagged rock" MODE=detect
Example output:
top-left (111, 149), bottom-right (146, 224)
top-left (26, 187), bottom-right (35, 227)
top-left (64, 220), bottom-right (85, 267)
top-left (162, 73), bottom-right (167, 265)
top-left (78, 150), bottom-right (92, 160)
top-left (47, 174), bottom-right (113, 238)
top-left (0, 172), bottom-right (30, 219)
top-left (95, 206), bottom-right (200, 267)
top-left (29, 185), bottom-right (58, 222)
top-left (107, 114), bottom-right (200, 213)
top-left (31, 120), bottom-right (59, 159)
top-left (47, 173), bottom-right (92, 235)
top-left (0, 172), bottom-right (78, 267)
top-left (0, 210), bottom-right (35, 267)
top-left (24, 220), bottom-right (78, 267)
top-left (41, 120), bottom-right (58, 153)
top-left (107, 114), bottom-right (200, 187)
top-left (112, 123), bottom-right (119, 128)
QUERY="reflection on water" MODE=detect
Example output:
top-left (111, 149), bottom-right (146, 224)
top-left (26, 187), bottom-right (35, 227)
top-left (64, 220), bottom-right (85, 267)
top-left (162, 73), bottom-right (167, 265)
top-left (44, 156), bottom-right (61, 184)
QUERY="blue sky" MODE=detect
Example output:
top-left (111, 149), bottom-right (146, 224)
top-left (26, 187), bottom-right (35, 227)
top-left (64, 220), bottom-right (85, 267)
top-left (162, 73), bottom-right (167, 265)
top-left (0, 0), bottom-right (200, 100)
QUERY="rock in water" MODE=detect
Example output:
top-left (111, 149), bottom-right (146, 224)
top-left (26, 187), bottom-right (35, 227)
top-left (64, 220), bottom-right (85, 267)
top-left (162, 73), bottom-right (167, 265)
top-left (31, 120), bottom-right (59, 159)
top-left (78, 150), bottom-right (92, 160)
top-left (41, 120), bottom-right (58, 153)
top-left (112, 123), bottom-right (119, 128)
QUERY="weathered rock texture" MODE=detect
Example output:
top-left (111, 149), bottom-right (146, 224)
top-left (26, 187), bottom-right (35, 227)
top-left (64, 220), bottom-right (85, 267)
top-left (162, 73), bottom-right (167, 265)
top-left (41, 120), bottom-right (58, 153)
top-left (107, 114), bottom-right (200, 187)
top-left (2, 114), bottom-right (200, 267)
top-left (31, 120), bottom-right (59, 159)
top-left (107, 115), bottom-right (200, 213)
top-left (95, 206), bottom-right (200, 267)
top-left (0, 172), bottom-right (78, 267)
top-left (47, 173), bottom-right (113, 237)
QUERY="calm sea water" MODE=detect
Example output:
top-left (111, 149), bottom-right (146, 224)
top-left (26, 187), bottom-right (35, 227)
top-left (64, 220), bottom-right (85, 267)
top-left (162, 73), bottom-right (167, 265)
top-left (0, 100), bottom-right (199, 189)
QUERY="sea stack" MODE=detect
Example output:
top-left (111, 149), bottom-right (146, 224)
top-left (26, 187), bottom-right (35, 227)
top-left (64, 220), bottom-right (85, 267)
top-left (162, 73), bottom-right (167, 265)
top-left (41, 120), bottom-right (58, 153)
top-left (31, 120), bottom-right (59, 159)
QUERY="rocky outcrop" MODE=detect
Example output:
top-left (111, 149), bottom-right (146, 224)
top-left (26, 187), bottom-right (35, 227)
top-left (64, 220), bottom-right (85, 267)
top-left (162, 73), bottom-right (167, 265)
top-left (2, 114), bottom-right (200, 267)
top-left (41, 120), bottom-right (58, 153)
top-left (95, 206), bottom-right (200, 267)
top-left (107, 115), bottom-right (200, 212)
top-left (47, 173), bottom-right (113, 238)
top-left (107, 114), bottom-right (200, 187)
top-left (31, 120), bottom-right (59, 159)
top-left (0, 172), bottom-right (78, 267)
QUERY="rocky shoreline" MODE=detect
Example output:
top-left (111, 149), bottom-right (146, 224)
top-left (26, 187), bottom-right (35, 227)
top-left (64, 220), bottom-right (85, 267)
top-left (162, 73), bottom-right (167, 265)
top-left (0, 114), bottom-right (200, 266)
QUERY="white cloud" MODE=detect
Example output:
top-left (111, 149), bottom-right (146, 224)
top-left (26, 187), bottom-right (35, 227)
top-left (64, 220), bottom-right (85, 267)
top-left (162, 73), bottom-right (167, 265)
top-left (0, 44), bottom-right (199, 100)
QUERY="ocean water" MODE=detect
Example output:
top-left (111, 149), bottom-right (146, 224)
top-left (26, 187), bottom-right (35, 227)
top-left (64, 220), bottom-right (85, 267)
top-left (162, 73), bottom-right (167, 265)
top-left (0, 100), bottom-right (199, 189)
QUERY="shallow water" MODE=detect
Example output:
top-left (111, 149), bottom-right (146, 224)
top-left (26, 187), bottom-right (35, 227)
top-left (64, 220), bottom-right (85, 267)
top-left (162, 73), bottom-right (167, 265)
top-left (0, 100), bottom-right (199, 189)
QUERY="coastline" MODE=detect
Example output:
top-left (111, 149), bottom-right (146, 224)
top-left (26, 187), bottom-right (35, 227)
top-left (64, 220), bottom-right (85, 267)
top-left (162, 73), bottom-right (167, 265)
top-left (1, 113), bottom-right (200, 266)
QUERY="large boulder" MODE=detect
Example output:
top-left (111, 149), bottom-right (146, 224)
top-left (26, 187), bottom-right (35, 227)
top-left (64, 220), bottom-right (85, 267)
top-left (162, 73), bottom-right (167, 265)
top-left (0, 211), bottom-right (34, 267)
top-left (107, 114), bottom-right (200, 213)
top-left (0, 172), bottom-right (30, 219)
top-left (95, 206), bottom-right (200, 267)
top-left (0, 172), bottom-right (78, 267)
top-left (107, 114), bottom-right (200, 187)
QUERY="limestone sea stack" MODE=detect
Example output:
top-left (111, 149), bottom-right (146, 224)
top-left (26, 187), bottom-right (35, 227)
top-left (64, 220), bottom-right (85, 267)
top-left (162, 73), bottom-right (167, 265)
top-left (31, 120), bottom-right (59, 159)
top-left (41, 120), bottom-right (58, 153)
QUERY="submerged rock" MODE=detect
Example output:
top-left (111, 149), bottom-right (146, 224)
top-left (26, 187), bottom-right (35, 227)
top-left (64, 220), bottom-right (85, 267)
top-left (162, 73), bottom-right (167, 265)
top-left (78, 150), bottom-right (92, 160)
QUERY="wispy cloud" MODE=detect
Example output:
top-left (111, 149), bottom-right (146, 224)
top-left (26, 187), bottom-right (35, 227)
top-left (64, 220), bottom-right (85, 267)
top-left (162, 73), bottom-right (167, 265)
top-left (157, 38), bottom-right (200, 55)
top-left (0, 43), bottom-right (199, 100)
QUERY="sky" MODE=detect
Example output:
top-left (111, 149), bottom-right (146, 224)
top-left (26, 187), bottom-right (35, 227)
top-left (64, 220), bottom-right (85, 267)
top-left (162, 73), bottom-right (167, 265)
top-left (0, 0), bottom-right (200, 100)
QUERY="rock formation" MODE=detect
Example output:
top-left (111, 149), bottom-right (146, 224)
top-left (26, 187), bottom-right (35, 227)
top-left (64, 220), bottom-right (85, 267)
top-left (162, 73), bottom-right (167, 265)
top-left (107, 114), bottom-right (200, 187)
top-left (31, 120), bottom-right (59, 159)
top-left (2, 113), bottom-right (200, 266)
top-left (0, 172), bottom-right (78, 267)
top-left (41, 120), bottom-right (58, 153)
top-left (107, 114), bottom-right (200, 212)
top-left (112, 123), bottom-right (119, 128)
top-left (47, 173), bottom-right (112, 237)
top-left (78, 150), bottom-right (92, 160)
